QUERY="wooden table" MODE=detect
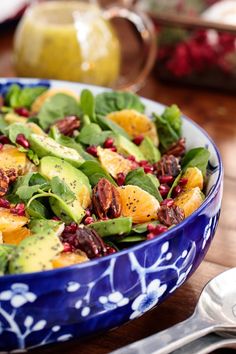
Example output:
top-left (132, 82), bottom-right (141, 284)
top-left (0, 20), bottom-right (235, 354)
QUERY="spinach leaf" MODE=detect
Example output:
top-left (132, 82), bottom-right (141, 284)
top-left (50, 176), bottom-right (75, 203)
top-left (80, 89), bottom-right (95, 121)
top-left (153, 104), bottom-right (182, 151)
top-left (97, 115), bottom-right (130, 139)
top-left (125, 168), bottom-right (162, 202)
top-left (95, 91), bottom-right (145, 116)
top-left (26, 200), bottom-right (48, 219)
top-left (181, 147), bottom-right (210, 176)
top-left (132, 221), bottom-right (160, 234)
top-left (79, 161), bottom-right (117, 187)
top-left (16, 185), bottom-right (44, 200)
top-left (5, 123), bottom-right (31, 144)
top-left (167, 172), bottom-right (182, 198)
top-left (5, 84), bottom-right (47, 109)
top-left (38, 93), bottom-right (81, 130)
top-left (14, 172), bottom-right (49, 200)
top-left (117, 235), bottom-right (146, 243)
top-left (78, 123), bottom-right (113, 146)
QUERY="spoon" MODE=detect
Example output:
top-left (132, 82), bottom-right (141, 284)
top-left (110, 267), bottom-right (236, 354)
top-left (172, 333), bottom-right (236, 354)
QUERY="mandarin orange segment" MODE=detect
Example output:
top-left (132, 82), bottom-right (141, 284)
top-left (117, 185), bottom-right (160, 224)
top-left (31, 88), bottom-right (78, 113)
top-left (0, 208), bottom-right (28, 233)
top-left (97, 146), bottom-right (133, 179)
top-left (174, 187), bottom-right (204, 218)
top-left (3, 227), bottom-right (31, 245)
top-left (76, 184), bottom-right (91, 209)
top-left (0, 145), bottom-right (27, 175)
top-left (52, 251), bottom-right (88, 268)
top-left (182, 167), bottom-right (204, 190)
top-left (107, 109), bottom-right (159, 145)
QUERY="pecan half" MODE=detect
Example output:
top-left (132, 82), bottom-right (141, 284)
top-left (0, 169), bottom-right (9, 197)
top-left (75, 227), bottom-right (107, 259)
top-left (155, 154), bottom-right (181, 177)
top-left (158, 204), bottom-right (184, 227)
top-left (92, 178), bottom-right (121, 219)
top-left (165, 138), bottom-right (186, 157)
top-left (54, 116), bottom-right (80, 136)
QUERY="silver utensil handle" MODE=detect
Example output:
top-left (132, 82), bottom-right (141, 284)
top-left (172, 333), bottom-right (236, 354)
top-left (110, 313), bottom-right (215, 354)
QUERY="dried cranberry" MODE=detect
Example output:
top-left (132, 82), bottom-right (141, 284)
top-left (86, 145), bottom-right (98, 157)
top-left (16, 134), bottom-right (30, 149)
top-left (117, 172), bottom-right (126, 186)
top-left (84, 216), bottom-right (94, 225)
top-left (133, 135), bottom-right (144, 146)
top-left (160, 198), bottom-right (174, 207)
top-left (103, 138), bottom-right (114, 149)
top-left (158, 175), bottom-right (174, 185)
top-left (0, 135), bottom-right (10, 145)
top-left (14, 107), bottom-right (30, 117)
top-left (159, 184), bottom-right (170, 198)
top-left (0, 198), bottom-right (10, 208)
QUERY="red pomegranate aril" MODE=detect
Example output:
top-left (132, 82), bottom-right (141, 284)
top-left (133, 135), bottom-right (144, 146)
top-left (147, 232), bottom-right (156, 240)
top-left (159, 184), bottom-right (170, 197)
top-left (154, 224), bottom-right (168, 235)
top-left (86, 145), bottom-right (98, 157)
top-left (147, 224), bottom-right (156, 232)
top-left (14, 107), bottom-right (30, 117)
top-left (10, 203), bottom-right (25, 216)
top-left (103, 138), bottom-right (114, 149)
top-left (172, 185), bottom-right (182, 197)
top-left (64, 222), bottom-right (78, 233)
top-left (84, 216), bottom-right (94, 225)
top-left (179, 178), bottom-right (188, 186)
top-left (106, 245), bottom-right (116, 254)
top-left (117, 172), bottom-right (126, 186)
top-left (160, 198), bottom-right (174, 207)
top-left (52, 216), bottom-right (61, 221)
top-left (0, 198), bottom-right (10, 208)
top-left (85, 209), bottom-right (91, 217)
top-left (109, 147), bottom-right (117, 152)
top-left (63, 242), bottom-right (72, 252)
top-left (0, 135), bottom-right (10, 145)
top-left (144, 165), bottom-right (154, 174)
top-left (16, 134), bottom-right (30, 149)
top-left (127, 155), bottom-right (136, 162)
top-left (139, 160), bottom-right (149, 167)
top-left (158, 175), bottom-right (174, 185)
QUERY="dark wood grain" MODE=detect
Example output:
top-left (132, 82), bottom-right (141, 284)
top-left (0, 17), bottom-right (235, 354)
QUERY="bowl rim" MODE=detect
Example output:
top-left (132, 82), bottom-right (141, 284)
top-left (0, 78), bottom-right (223, 282)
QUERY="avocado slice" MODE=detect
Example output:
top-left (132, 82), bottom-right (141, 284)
top-left (9, 223), bottom-right (64, 274)
top-left (29, 133), bottom-right (84, 167)
top-left (0, 244), bottom-right (15, 275)
top-left (115, 134), bottom-right (144, 162)
top-left (50, 197), bottom-right (85, 224)
top-left (139, 136), bottom-right (161, 163)
top-left (89, 217), bottom-right (132, 237)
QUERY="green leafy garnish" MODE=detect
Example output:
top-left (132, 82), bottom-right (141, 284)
top-left (95, 91), bottom-right (145, 116)
top-left (117, 235), bottom-right (146, 243)
top-left (97, 115), bottom-right (130, 139)
top-left (27, 200), bottom-right (48, 219)
top-left (78, 123), bottom-right (112, 146)
top-left (79, 160), bottom-right (117, 187)
top-left (181, 147), bottom-right (210, 176)
top-left (50, 176), bottom-right (75, 203)
top-left (38, 93), bottom-right (81, 130)
top-left (125, 168), bottom-right (162, 202)
top-left (5, 84), bottom-right (47, 109)
top-left (80, 89), bottom-right (95, 121)
top-left (153, 104), bottom-right (182, 151)
top-left (167, 172), bottom-right (182, 198)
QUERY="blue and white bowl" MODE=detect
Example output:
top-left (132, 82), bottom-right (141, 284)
top-left (0, 78), bottom-right (223, 352)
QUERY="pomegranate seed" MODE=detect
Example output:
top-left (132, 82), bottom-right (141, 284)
top-left (16, 134), bottom-right (30, 149)
top-left (159, 184), bottom-right (170, 198)
top-left (144, 165), bottom-right (154, 174)
top-left (86, 145), bottom-right (98, 157)
top-left (117, 172), bottom-right (126, 186)
top-left (84, 216), bottom-right (94, 225)
top-left (147, 224), bottom-right (156, 232)
top-left (172, 185), bottom-right (182, 197)
top-left (147, 232), bottom-right (156, 240)
top-left (0, 135), bottom-right (10, 144)
top-left (109, 147), bottom-right (117, 152)
top-left (139, 160), bottom-right (149, 167)
top-left (0, 143), bottom-right (3, 150)
top-left (103, 138), bottom-right (114, 148)
top-left (154, 224), bottom-right (168, 235)
top-left (106, 245), bottom-right (117, 255)
top-left (14, 107), bottom-right (30, 117)
top-left (63, 242), bottom-right (72, 252)
top-left (133, 135), bottom-right (144, 146)
top-left (52, 216), bottom-right (61, 221)
top-left (0, 198), bottom-right (10, 208)
top-left (127, 155), bottom-right (136, 162)
top-left (85, 209), bottom-right (91, 217)
top-left (64, 222), bottom-right (78, 233)
top-left (179, 178), bottom-right (188, 186)
top-left (158, 175), bottom-right (174, 185)
top-left (10, 203), bottom-right (25, 216)
top-left (160, 198), bottom-right (174, 207)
